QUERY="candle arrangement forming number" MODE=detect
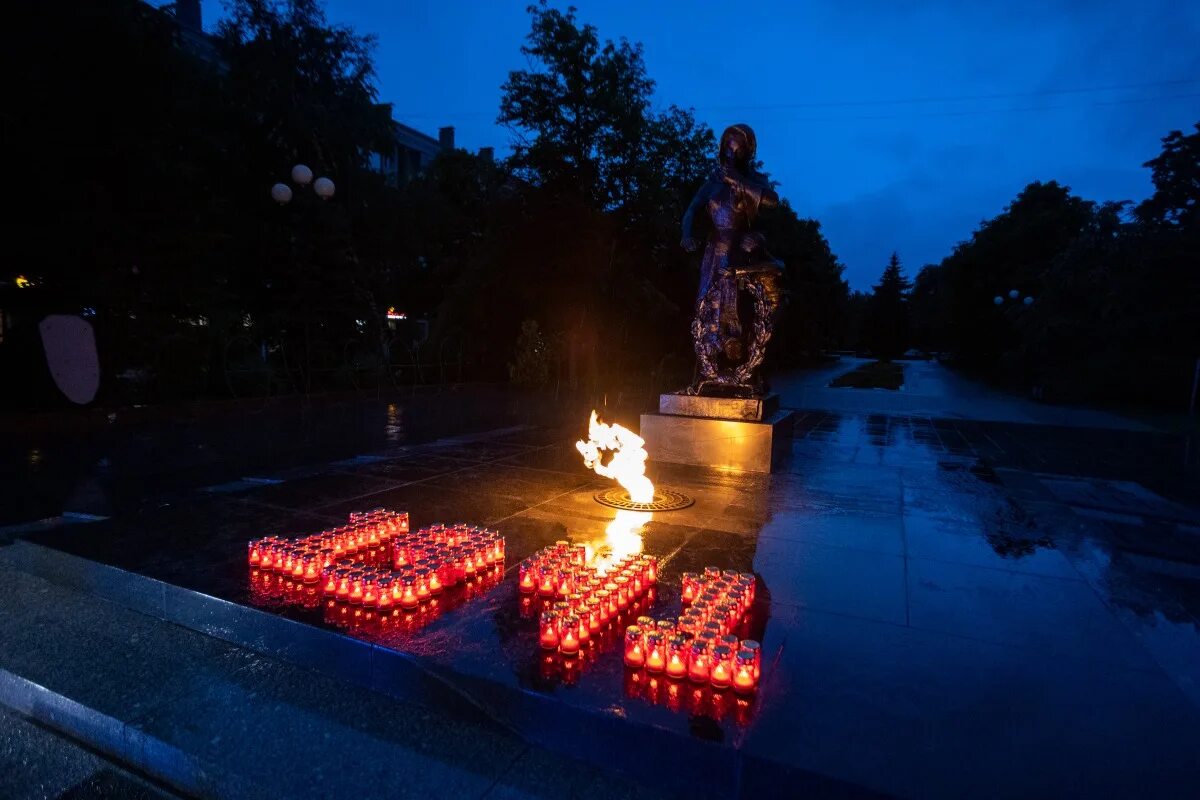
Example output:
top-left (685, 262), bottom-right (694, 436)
top-left (518, 541), bottom-right (657, 657)
top-left (247, 510), bottom-right (505, 639)
top-left (624, 566), bottom-right (762, 695)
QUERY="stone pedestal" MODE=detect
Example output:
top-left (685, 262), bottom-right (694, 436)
top-left (640, 393), bottom-right (793, 473)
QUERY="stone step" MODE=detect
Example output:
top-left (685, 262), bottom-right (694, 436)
top-left (0, 549), bottom-right (665, 800)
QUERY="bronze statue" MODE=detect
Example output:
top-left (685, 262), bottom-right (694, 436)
top-left (681, 124), bottom-right (784, 396)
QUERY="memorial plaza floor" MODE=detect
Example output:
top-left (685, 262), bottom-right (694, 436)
top-left (1, 362), bottom-right (1198, 798)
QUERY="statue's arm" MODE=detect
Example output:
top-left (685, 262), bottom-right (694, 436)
top-left (741, 179), bottom-right (778, 210)
top-left (680, 181), bottom-right (711, 251)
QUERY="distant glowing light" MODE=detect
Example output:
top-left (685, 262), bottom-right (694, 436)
top-left (386, 307), bottom-right (407, 320)
top-left (15, 275), bottom-right (33, 289)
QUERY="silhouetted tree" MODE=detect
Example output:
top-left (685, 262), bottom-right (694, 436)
top-left (864, 253), bottom-right (911, 361)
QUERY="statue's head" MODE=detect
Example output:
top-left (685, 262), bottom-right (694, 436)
top-left (719, 124), bottom-right (756, 169)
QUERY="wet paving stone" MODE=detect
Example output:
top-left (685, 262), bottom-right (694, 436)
top-left (16, 408), bottom-right (1200, 798)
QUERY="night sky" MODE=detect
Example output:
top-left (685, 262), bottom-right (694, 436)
top-left (203, 1), bottom-right (1199, 289)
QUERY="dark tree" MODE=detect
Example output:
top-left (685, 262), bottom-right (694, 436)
top-left (864, 253), bottom-right (911, 361)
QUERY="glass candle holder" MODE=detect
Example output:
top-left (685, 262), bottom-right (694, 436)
top-left (681, 572), bottom-right (700, 604)
top-left (537, 567), bottom-right (557, 598)
top-left (539, 611), bottom-right (560, 650)
top-left (321, 568), bottom-right (338, 597)
top-left (247, 540), bottom-right (262, 566)
top-left (426, 561), bottom-right (444, 595)
top-left (623, 625), bottom-right (646, 668)
top-left (688, 641), bottom-right (711, 683)
top-left (398, 575), bottom-right (419, 610)
top-left (555, 570), bottom-right (574, 599)
top-left (718, 633), bottom-right (740, 652)
top-left (738, 574), bottom-right (756, 605)
top-left (361, 572), bottom-right (379, 606)
top-left (585, 597), bottom-right (602, 632)
top-left (614, 576), bottom-right (631, 609)
top-left (559, 615), bottom-right (581, 655)
top-left (741, 639), bottom-right (762, 680)
top-left (413, 568), bottom-right (431, 602)
top-left (594, 590), bottom-right (613, 623)
top-left (644, 632), bottom-right (666, 673)
top-left (637, 615), bottom-right (655, 631)
top-left (348, 571), bottom-right (365, 605)
top-left (518, 560), bottom-right (538, 594)
top-left (643, 556), bottom-right (658, 585)
top-left (376, 577), bottom-right (393, 609)
top-left (703, 566), bottom-right (721, 581)
top-left (576, 611), bottom-right (590, 642)
top-left (334, 569), bottom-right (352, 600)
top-left (710, 645), bottom-right (734, 689)
top-left (702, 620), bottom-right (723, 641)
top-left (733, 649), bottom-right (757, 694)
top-left (656, 619), bottom-right (675, 639)
top-left (665, 635), bottom-right (688, 679)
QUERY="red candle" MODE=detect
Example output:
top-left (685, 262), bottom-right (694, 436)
top-left (398, 575), bottom-right (419, 610)
top-left (614, 576), bottom-right (631, 609)
top-left (665, 636), bottom-right (688, 679)
top-left (539, 611), bottom-right (560, 650)
top-left (247, 540), bottom-right (262, 566)
top-left (414, 568), bottom-right (431, 602)
top-left (585, 597), bottom-right (602, 632)
top-left (556, 570), bottom-right (573, 599)
top-left (688, 641), bottom-right (711, 684)
top-left (644, 632), bottom-right (666, 673)
top-left (594, 590), bottom-right (612, 623)
top-left (559, 615), bottom-right (581, 655)
top-left (643, 556), bottom-right (658, 585)
top-left (376, 578), bottom-right (393, 609)
top-left (322, 569), bottom-right (338, 597)
top-left (361, 573), bottom-right (379, 606)
top-left (427, 562), bottom-right (444, 595)
top-left (710, 645), bottom-right (734, 690)
top-left (623, 626), bottom-right (645, 668)
top-left (741, 639), bottom-right (762, 680)
top-left (302, 556), bottom-right (319, 585)
top-left (348, 571), bottom-right (365, 604)
top-left (335, 569), bottom-right (351, 600)
top-left (733, 649), bottom-right (757, 694)
top-left (537, 568), bottom-right (556, 598)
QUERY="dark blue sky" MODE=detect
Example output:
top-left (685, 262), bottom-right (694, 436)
top-left (205, 1), bottom-right (1199, 289)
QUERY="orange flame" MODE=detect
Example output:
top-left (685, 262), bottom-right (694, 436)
top-left (575, 411), bottom-right (654, 503)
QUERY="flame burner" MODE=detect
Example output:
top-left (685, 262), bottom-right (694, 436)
top-left (594, 487), bottom-right (694, 512)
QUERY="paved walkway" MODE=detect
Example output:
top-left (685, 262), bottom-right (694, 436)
top-left (774, 358), bottom-right (1153, 429)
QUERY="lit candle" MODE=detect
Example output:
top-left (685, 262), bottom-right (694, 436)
top-left (643, 556), bottom-right (658, 585)
top-left (427, 561), bottom-right (444, 595)
top-left (414, 568), bottom-right (431, 602)
top-left (645, 632), bottom-right (666, 673)
top-left (538, 567), bottom-right (556, 598)
top-left (585, 597), bottom-right (602, 632)
top-left (348, 571), bottom-right (365, 604)
top-left (623, 625), bottom-right (645, 668)
top-left (361, 572), bottom-right (379, 606)
top-left (688, 641), bottom-right (711, 684)
top-left (322, 569), bottom-right (338, 597)
top-left (247, 540), bottom-right (262, 566)
top-left (614, 576), bottom-right (631, 609)
top-left (398, 575), bottom-right (419, 610)
top-left (290, 550), bottom-right (305, 580)
top-left (741, 639), bottom-right (762, 680)
top-left (710, 645), bottom-right (733, 689)
top-left (665, 636), bottom-right (688, 679)
top-left (738, 574), bottom-right (756, 605)
top-left (335, 569), bottom-right (351, 600)
top-left (704, 567), bottom-right (720, 581)
top-left (559, 614), bottom-right (581, 655)
top-left (376, 577), bottom-right (393, 609)
top-left (594, 590), bottom-right (612, 623)
top-left (576, 612), bottom-right (590, 642)
top-left (637, 615), bottom-right (655, 631)
top-left (556, 570), bottom-right (574, 599)
top-left (539, 611), bottom-right (560, 650)
top-left (302, 555), bottom-right (320, 584)
top-left (733, 649), bottom-right (757, 694)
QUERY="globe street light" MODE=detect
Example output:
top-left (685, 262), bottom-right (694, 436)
top-left (269, 166), bottom-right (334, 204)
top-left (313, 176), bottom-right (336, 200)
